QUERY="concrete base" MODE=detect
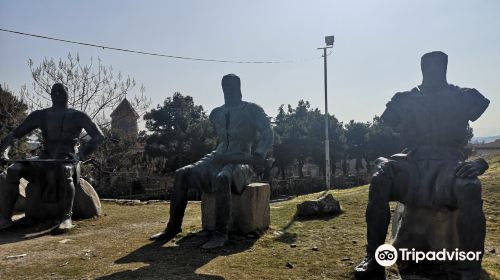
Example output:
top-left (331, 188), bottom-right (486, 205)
top-left (391, 202), bottom-right (459, 251)
top-left (391, 203), bottom-right (461, 277)
top-left (202, 183), bottom-right (270, 235)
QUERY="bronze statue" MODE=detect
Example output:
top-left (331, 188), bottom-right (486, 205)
top-left (354, 52), bottom-right (490, 279)
top-left (0, 83), bottom-right (104, 231)
top-left (150, 74), bottom-right (273, 249)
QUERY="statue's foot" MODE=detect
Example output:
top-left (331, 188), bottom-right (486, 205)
top-left (354, 254), bottom-right (384, 279)
top-left (180, 228), bottom-right (211, 240)
top-left (57, 218), bottom-right (75, 232)
top-left (0, 218), bottom-right (13, 230)
top-left (201, 232), bottom-right (228, 250)
top-left (193, 228), bottom-right (211, 237)
top-left (150, 227), bottom-right (181, 243)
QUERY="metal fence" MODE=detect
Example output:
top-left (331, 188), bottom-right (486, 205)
top-left (267, 175), bottom-right (369, 199)
top-left (90, 173), bottom-right (369, 201)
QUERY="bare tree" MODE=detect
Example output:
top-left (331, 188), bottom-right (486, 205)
top-left (21, 53), bottom-right (150, 126)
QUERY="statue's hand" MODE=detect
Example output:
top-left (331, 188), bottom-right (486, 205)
top-left (455, 158), bottom-right (489, 178)
top-left (252, 152), bottom-right (265, 160)
top-left (70, 152), bottom-right (82, 162)
top-left (251, 153), bottom-right (268, 174)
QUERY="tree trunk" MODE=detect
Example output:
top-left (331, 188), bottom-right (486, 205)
top-left (366, 160), bottom-right (373, 174)
top-left (342, 158), bottom-right (349, 176)
top-left (297, 161), bottom-right (304, 178)
top-left (280, 166), bottom-right (286, 180)
top-left (355, 157), bottom-right (364, 173)
top-left (331, 161), bottom-right (336, 176)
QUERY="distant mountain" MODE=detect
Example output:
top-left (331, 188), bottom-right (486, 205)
top-left (471, 135), bottom-right (500, 144)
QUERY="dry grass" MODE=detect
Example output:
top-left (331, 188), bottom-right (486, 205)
top-left (0, 155), bottom-right (499, 280)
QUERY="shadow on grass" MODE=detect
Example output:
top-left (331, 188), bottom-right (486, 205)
top-left (0, 217), bottom-right (61, 245)
top-left (273, 209), bottom-right (343, 245)
top-left (97, 233), bottom-right (258, 280)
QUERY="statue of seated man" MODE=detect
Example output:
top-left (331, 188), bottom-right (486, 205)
top-left (0, 83), bottom-right (104, 231)
top-left (150, 74), bottom-right (273, 249)
top-left (354, 52), bottom-right (490, 279)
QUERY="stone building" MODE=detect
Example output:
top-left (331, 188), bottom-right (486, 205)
top-left (110, 98), bottom-right (139, 138)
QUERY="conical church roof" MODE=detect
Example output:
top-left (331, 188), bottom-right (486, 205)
top-left (110, 98), bottom-right (139, 119)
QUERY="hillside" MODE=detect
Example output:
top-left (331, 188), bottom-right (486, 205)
top-left (0, 155), bottom-right (499, 279)
top-left (473, 135), bottom-right (500, 144)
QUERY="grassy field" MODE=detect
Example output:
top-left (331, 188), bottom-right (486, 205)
top-left (0, 155), bottom-right (499, 279)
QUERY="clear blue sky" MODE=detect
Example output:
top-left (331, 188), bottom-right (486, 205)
top-left (1, 0), bottom-right (499, 136)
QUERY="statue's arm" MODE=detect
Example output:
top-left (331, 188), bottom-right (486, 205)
top-left (208, 108), bottom-right (221, 150)
top-left (250, 104), bottom-right (274, 159)
top-left (380, 92), bottom-right (404, 130)
top-left (78, 113), bottom-right (104, 160)
top-left (462, 88), bottom-right (490, 122)
top-left (0, 110), bottom-right (41, 159)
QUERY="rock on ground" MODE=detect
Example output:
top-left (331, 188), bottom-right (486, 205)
top-left (72, 178), bottom-right (102, 219)
top-left (295, 193), bottom-right (341, 218)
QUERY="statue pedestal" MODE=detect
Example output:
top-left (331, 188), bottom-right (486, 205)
top-left (391, 202), bottom-right (459, 251)
top-left (201, 183), bottom-right (270, 235)
top-left (391, 202), bottom-right (460, 277)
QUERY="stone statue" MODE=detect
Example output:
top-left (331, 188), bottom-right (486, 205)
top-left (0, 83), bottom-right (104, 231)
top-left (150, 74), bottom-right (273, 249)
top-left (354, 52), bottom-right (490, 279)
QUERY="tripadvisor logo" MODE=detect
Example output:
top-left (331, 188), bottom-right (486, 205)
top-left (375, 244), bottom-right (482, 266)
top-left (375, 244), bottom-right (398, 266)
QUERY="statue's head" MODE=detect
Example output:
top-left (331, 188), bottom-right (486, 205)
top-left (222, 74), bottom-right (242, 106)
top-left (50, 83), bottom-right (69, 108)
top-left (421, 51), bottom-right (448, 86)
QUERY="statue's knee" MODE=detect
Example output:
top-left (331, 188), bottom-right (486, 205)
top-left (215, 172), bottom-right (230, 184)
top-left (56, 165), bottom-right (75, 187)
top-left (59, 165), bottom-right (73, 179)
top-left (175, 167), bottom-right (190, 179)
top-left (214, 172), bottom-right (231, 191)
top-left (370, 171), bottom-right (392, 189)
top-left (60, 177), bottom-right (75, 191)
top-left (375, 157), bottom-right (389, 167)
top-left (371, 158), bottom-right (399, 185)
top-left (368, 169), bottom-right (394, 202)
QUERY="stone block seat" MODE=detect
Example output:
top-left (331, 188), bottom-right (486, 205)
top-left (391, 202), bottom-right (460, 277)
top-left (201, 182), bottom-right (270, 235)
top-left (391, 203), bottom-right (459, 252)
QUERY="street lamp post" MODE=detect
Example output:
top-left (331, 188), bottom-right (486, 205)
top-left (318, 35), bottom-right (334, 190)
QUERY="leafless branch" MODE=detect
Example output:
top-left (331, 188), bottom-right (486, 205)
top-left (23, 53), bottom-right (151, 126)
